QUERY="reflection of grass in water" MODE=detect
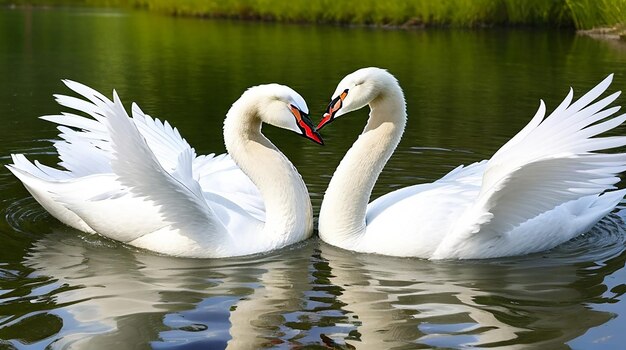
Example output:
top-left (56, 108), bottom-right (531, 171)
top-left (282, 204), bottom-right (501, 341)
top-left (8, 0), bottom-right (625, 29)
top-left (579, 24), bottom-right (626, 40)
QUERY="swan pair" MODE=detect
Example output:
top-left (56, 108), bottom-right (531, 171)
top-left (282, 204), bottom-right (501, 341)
top-left (8, 68), bottom-right (626, 259)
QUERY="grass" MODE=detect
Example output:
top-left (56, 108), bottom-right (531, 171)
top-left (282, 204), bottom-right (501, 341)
top-left (3, 0), bottom-right (626, 30)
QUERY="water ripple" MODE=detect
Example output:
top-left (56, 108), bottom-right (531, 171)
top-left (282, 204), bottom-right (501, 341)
top-left (493, 211), bottom-right (626, 267)
top-left (3, 197), bottom-right (53, 235)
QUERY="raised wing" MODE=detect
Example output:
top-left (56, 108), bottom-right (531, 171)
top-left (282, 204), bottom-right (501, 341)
top-left (44, 81), bottom-right (230, 246)
top-left (40, 84), bottom-right (112, 177)
top-left (42, 80), bottom-right (264, 223)
top-left (434, 75), bottom-right (626, 258)
top-left (130, 102), bottom-right (196, 173)
top-left (42, 80), bottom-right (196, 177)
top-left (130, 104), bottom-right (265, 222)
top-left (104, 89), bottom-right (229, 243)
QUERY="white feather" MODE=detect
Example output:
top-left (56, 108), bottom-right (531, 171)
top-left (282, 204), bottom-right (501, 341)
top-left (7, 80), bottom-right (313, 257)
top-left (318, 68), bottom-right (626, 259)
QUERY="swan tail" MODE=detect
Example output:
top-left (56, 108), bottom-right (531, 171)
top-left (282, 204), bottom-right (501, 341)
top-left (6, 155), bottom-right (95, 233)
top-left (564, 189), bottom-right (626, 242)
top-left (434, 75), bottom-right (626, 258)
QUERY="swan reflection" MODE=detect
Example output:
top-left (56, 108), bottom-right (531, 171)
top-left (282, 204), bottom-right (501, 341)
top-left (319, 214), bottom-right (626, 348)
top-left (13, 214), bottom-right (626, 348)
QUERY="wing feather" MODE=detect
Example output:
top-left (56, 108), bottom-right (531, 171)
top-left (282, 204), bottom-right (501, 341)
top-left (131, 103), bottom-right (195, 172)
top-left (129, 102), bottom-right (265, 222)
top-left (104, 90), bottom-right (228, 242)
top-left (434, 75), bottom-right (626, 258)
top-left (40, 80), bottom-right (262, 200)
top-left (24, 80), bottom-right (263, 241)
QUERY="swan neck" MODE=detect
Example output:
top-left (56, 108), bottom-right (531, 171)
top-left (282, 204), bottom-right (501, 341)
top-left (319, 84), bottom-right (406, 247)
top-left (223, 100), bottom-right (312, 248)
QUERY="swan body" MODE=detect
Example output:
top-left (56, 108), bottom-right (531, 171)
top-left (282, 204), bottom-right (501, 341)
top-left (317, 67), bottom-right (626, 259)
top-left (8, 81), bottom-right (322, 258)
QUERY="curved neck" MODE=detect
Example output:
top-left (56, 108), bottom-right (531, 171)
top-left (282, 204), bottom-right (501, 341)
top-left (319, 84), bottom-right (406, 247)
top-left (223, 99), bottom-right (312, 249)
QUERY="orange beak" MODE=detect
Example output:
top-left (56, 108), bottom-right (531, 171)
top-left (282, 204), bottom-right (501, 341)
top-left (317, 113), bottom-right (332, 130)
top-left (317, 89), bottom-right (348, 130)
top-left (290, 105), bottom-right (324, 145)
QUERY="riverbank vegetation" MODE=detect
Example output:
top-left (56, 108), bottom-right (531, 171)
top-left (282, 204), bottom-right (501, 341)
top-left (3, 0), bottom-right (626, 30)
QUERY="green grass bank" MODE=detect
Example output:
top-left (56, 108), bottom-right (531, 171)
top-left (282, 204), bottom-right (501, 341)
top-left (4, 0), bottom-right (626, 30)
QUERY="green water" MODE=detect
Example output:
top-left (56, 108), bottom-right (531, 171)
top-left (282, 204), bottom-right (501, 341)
top-left (1, 6), bottom-right (626, 349)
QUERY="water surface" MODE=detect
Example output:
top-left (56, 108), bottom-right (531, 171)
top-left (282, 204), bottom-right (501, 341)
top-left (1, 7), bottom-right (626, 349)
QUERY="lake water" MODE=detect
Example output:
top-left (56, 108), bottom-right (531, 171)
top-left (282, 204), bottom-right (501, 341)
top-left (1, 6), bottom-right (626, 349)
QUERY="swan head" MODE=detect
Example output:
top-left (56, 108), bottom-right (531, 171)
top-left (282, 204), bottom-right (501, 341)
top-left (244, 84), bottom-right (323, 145)
top-left (317, 67), bottom-right (399, 130)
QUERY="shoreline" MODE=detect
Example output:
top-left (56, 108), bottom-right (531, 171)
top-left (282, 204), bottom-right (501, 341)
top-left (577, 26), bottom-right (626, 41)
top-left (2, 1), bottom-right (625, 41)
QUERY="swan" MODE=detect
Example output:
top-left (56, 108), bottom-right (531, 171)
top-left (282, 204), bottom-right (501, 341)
top-left (7, 81), bottom-right (323, 258)
top-left (316, 67), bottom-right (626, 259)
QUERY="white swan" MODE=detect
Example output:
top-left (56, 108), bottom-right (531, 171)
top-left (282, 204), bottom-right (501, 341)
top-left (317, 67), bottom-right (626, 259)
top-left (7, 81), bottom-right (323, 258)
